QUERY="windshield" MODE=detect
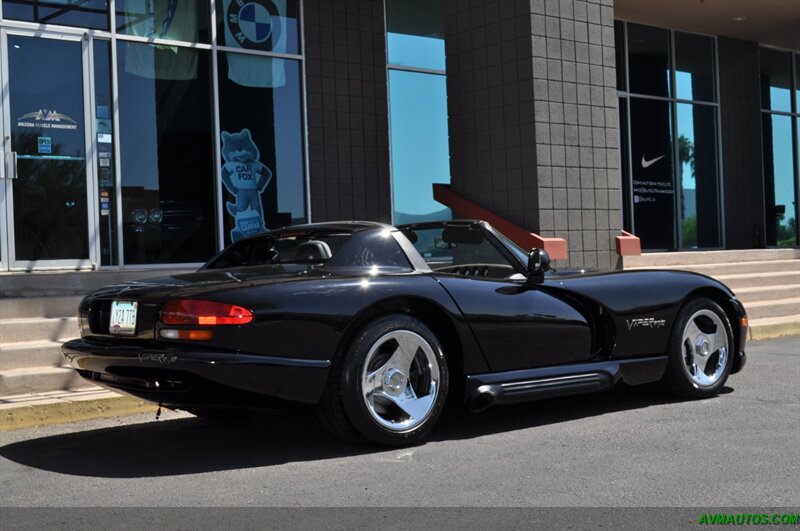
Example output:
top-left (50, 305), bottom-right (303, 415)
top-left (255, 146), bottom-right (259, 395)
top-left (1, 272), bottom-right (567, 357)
top-left (203, 229), bottom-right (413, 271)
top-left (397, 223), bottom-right (525, 280)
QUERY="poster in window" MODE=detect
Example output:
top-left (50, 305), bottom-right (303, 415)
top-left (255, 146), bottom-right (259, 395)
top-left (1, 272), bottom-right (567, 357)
top-left (123, 0), bottom-right (200, 80)
top-left (222, 0), bottom-right (288, 88)
top-left (630, 98), bottom-right (675, 250)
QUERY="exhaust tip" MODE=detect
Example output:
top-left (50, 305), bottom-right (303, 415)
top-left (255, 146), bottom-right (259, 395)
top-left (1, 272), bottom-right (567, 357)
top-left (468, 389), bottom-right (496, 413)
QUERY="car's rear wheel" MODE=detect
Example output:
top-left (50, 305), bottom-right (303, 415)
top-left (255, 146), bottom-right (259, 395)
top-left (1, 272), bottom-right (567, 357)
top-left (663, 298), bottom-right (734, 398)
top-left (316, 314), bottom-right (449, 446)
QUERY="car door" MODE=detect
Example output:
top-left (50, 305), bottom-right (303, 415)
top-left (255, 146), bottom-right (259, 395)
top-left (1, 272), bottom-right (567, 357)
top-left (406, 223), bottom-right (593, 372)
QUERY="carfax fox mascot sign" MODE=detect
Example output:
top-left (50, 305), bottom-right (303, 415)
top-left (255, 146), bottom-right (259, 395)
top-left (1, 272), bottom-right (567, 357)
top-left (220, 128), bottom-right (272, 242)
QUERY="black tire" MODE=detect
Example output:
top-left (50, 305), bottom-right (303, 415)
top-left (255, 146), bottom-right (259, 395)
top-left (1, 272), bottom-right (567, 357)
top-left (662, 297), bottom-right (734, 398)
top-left (186, 408), bottom-right (255, 421)
top-left (315, 314), bottom-right (449, 446)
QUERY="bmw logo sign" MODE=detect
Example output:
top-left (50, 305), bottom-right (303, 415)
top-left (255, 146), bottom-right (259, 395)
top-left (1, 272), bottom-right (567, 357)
top-left (227, 0), bottom-right (282, 50)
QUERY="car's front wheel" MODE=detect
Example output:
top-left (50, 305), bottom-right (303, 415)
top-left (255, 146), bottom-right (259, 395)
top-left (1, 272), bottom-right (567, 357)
top-left (316, 314), bottom-right (449, 446)
top-left (663, 297), bottom-right (734, 398)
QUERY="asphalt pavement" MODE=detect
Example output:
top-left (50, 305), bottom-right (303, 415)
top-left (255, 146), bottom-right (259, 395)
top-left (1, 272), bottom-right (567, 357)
top-left (1, 336), bottom-right (797, 524)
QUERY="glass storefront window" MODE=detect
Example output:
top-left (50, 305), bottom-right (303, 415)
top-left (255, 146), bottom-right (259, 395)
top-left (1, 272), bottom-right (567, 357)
top-left (386, 0), bottom-right (448, 225)
top-left (1, 2), bottom-right (307, 269)
top-left (628, 98), bottom-right (674, 249)
top-left (216, 0), bottom-right (300, 55)
top-left (676, 103), bottom-right (720, 248)
top-left (675, 32), bottom-right (715, 103)
top-left (627, 23), bottom-right (671, 98)
top-left (93, 39), bottom-right (118, 266)
top-left (760, 47), bottom-right (792, 113)
top-left (389, 70), bottom-right (451, 224)
top-left (3, 0), bottom-right (109, 30)
top-left (116, 0), bottom-right (210, 43)
top-left (760, 48), bottom-right (799, 248)
top-left (619, 21), bottom-right (723, 251)
top-left (762, 114), bottom-right (797, 247)
top-left (386, 0), bottom-right (445, 71)
top-left (614, 21), bottom-right (626, 92)
top-left (117, 42), bottom-right (216, 264)
top-left (217, 53), bottom-right (306, 244)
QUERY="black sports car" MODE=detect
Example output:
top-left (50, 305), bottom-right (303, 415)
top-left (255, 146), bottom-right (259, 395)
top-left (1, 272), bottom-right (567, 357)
top-left (62, 220), bottom-right (748, 446)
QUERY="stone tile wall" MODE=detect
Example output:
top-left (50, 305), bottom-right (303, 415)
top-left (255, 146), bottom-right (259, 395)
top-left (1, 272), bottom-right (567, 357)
top-left (445, 0), bottom-right (622, 268)
top-left (304, 0), bottom-right (392, 223)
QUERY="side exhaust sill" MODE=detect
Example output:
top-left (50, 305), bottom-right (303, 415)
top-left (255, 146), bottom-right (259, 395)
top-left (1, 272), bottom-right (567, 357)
top-left (464, 356), bottom-right (668, 412)
top-left (467, 373), bottom-right (610, 412)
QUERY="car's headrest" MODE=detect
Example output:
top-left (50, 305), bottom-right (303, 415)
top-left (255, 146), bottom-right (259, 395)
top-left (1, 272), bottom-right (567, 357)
top-left (295, 240), bottom-right (333, 262)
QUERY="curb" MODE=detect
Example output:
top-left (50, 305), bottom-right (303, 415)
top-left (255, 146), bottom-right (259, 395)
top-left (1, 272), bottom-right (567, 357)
top-left (0, 392), bottom-right (156, 432)
top-left (749, 317), bottom-right (800, 341)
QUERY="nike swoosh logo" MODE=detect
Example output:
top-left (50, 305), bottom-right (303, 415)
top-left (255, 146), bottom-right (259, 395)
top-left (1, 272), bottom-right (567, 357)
top-left (641, 155), bottom-right (665, 168)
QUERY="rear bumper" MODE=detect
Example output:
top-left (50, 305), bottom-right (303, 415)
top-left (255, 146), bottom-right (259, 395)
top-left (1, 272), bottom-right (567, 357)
top-left (61, 339), bottom-right (330, 409)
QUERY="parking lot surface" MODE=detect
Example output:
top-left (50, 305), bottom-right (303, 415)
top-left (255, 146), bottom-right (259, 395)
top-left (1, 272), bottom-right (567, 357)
top-left (1, 336), bottom-right (798, 509)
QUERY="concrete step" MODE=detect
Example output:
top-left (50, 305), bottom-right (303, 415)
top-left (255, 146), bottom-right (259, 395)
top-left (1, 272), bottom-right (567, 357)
top-left (0, 366), bottom-right (91, 396)
top-left (624, 248), bottom-right (800, 268)
top-left (715, 271), bottom-right (800, 290)
top-left (749, 315), bottom-right (800, 341)
top-left (735, 285), bottom-right (800, 303)
top-left (0, 317), bottom-right (79, 344)
top-left (0, 339), bottom-right (71, 371)
top-left (0, 295), bottom-right (83, 319)
top-left (0, 268), bottom-right (193, 298)
top-left (632, 259), bottom-right (800, 276)
top-left (744, 298), bottom-right (800, 320)
top-left (0, 386), bottom-right (110, 409)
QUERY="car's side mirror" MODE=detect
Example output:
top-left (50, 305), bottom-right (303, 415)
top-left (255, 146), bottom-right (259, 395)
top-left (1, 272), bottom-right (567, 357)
top-left (527, 248), bottom-right (551, 277)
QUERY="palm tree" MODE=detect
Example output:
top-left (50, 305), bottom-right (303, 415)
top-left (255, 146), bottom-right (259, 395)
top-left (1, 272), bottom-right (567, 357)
top-left (678, 134), bottom-right (696, 247)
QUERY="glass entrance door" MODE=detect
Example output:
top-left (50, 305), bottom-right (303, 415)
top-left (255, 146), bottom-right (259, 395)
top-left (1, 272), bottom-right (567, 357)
top-left (0, 30), bottom-right (94, 270)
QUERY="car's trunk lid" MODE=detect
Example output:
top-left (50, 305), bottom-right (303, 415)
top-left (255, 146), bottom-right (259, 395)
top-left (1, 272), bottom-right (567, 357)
top-left (78, 264), bottom-right (326, 340)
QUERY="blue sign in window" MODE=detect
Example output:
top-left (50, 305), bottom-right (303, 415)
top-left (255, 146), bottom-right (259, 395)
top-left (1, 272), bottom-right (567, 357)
top-left (37, 137), bottom-right (52, 154)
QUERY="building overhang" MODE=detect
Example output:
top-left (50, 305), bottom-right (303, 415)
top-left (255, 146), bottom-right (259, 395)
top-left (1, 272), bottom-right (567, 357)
top-left (615, 0), bottom-right (800, 51)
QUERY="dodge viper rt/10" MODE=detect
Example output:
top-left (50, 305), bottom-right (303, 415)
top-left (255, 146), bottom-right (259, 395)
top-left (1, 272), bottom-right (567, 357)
top-left (62, 220), bottom-right (747, 446)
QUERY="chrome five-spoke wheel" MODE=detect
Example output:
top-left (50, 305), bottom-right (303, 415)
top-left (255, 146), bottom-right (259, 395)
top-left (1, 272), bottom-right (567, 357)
top-left (361, 330), bottom-right (440, 432)
top-left (315, 314), bottom-right (448, 446)
top-left (664, 298), bottom-right (734, 398)
top-left (680, 309), bottom-right (729, 388)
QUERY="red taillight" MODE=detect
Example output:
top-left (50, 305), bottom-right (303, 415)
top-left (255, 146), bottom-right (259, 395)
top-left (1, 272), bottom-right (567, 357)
top-left (161, 299), bottom-right (253, 326)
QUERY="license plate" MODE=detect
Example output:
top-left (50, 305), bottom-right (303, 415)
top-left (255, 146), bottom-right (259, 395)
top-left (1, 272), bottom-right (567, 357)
top-left (109, 300), bottom-right (138, 335)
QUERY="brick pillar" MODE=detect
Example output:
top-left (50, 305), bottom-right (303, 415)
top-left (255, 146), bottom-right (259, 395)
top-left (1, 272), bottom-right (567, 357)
top-left (304, 0), bottom-right (392, 223)
top-left (444, 0), bottom-right (621, 269)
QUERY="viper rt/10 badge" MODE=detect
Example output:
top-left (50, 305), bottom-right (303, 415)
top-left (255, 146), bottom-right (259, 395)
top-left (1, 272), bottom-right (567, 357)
top-left (626, 317), bottom-right (667, 330)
